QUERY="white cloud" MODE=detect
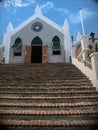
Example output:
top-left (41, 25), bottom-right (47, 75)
top-left (82, 8), bottom-right (95, 19)
top-left (41, 2), bottom-right (54, 9)
top-left (0, 0), bottom-right (36, 7)
top-left (0, 0), bottom-right (68, 16)
top-left (28, 0), bottom-right (36, 3)
top-left (40, 2), bottom-right (54, 13)
top-left (54, 7), bottom-right (68, 14)
top-left (69, 12), bottom-right (80, 24)
top-left (40, 1), bottom-right (68, 15)
top-left (69, 8), bottom-right (95, 24)
top-left (15, 0), bottom-right (25, 7)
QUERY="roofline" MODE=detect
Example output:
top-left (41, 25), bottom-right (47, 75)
top-left (11, 14), bottom-right (64, 36)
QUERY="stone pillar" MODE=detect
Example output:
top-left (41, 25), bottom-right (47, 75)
top-left (90, 52), bottom-right (98, 91)
top-left (63, 19), bottom-right (71, 63)
top-left (71, 46), bottom-right (76, 58)
top-left (81, 35), bottom-right (89, 60)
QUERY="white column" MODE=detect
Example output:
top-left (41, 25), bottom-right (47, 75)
top-left (63, 19), bottom-right (70, 62)
top-left (71, 46), bottom-right (76, 58)
top-left (90, 52), bottom-right (98, 91)
top-left (4, 22), bottom-right (13, 64)
top-left (80, 8), bottom-right (85, 35)
top-left (81, 35), bottom-right (89, 60)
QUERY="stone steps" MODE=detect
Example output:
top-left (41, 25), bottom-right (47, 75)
top-left (0, 82), bottom-right (92, 87)
top-left (0, 91), bottom-right (97, 97)
top-left (0, 96), bottom-right (98, 103)
top-left (0, 109), bottom-right (98, 121)
top-left (0, 90), bottom-right (97, 93)
top-left (0, 79), bottom-right (90, 82)
top-left (1, 76), bottom-right (87, 79)
top-left (1, 109), bottom-right (98, 116)
top-left (0, 101), bottom-right (98, 107)
top-left (0, 119), bottom-right (98, 128)
top-left (0, 63), bottom-right (98, 130)
top-left (0, 85), bottom-right (95, 89)
top-left (0, 87), bottom-right (95, 92)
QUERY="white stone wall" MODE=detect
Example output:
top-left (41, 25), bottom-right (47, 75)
top-left (9, 45), bottom-right (25, 64)
top-left (71, 35), bottom-right (98, 91)
top-left (72, 57), bottom-right (93, 83)
top-left (72, 42), bottom-right (98, 91)
top-left (90, 53), bottom-right (98, 90)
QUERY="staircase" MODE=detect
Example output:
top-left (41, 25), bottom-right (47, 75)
top-left (0, 63), bottom-right (98, 130)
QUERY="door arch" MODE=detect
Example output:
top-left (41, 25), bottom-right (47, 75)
top-left (31, 36), bottom-right (42, 45)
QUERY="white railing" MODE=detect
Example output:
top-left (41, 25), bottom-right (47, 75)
top-left (72, 51), bottom-right (98, 91)
top-left (71, 35), bottom-right (98, 90)
top-left (77, 49), bottom-right (92, 69)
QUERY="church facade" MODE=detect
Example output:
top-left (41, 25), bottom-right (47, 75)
top-left (2, 6), bottom-right (70, 64)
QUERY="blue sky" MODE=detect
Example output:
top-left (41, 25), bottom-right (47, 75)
top-left (0, 0), bottom-right (98, 44)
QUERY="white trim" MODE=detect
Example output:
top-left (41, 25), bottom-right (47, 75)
top-left (11, 14), bottom-right (64, 36)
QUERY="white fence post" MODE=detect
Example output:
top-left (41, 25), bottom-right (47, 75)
top-left (90, 52), bottom-right (98, 90)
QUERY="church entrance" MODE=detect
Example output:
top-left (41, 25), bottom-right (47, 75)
top-left (25, 37), bottom-right (48, 64)
top-left (31, 37), bottom-right (42, 63)
top-left (31, 46), bottom-right (42, 63)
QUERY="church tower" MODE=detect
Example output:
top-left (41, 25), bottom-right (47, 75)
top-left (3, 22), bottom-right (13, 63)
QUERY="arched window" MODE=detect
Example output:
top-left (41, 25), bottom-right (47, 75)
top-left (12, 37), bottom-right (22, 56)
top-left (31, 37), bottom-right (42, 45)
top-left (52, 36), bottom-right (61, 55)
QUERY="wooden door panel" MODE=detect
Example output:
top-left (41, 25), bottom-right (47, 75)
top-left (25, 46), bottom-right (31, 64)
top-left (42, 45), bottom-right (48, 63)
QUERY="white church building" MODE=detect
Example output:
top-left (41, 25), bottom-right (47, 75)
top-left (1, 6), bottom-right (70, 64)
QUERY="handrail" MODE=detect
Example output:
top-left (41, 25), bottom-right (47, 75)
top-left (78, 49), bottom-right (89, 58)
top-left (77, 49), bottom-right (92, 69)
top-left (78, 57), bottom-right (91, 65)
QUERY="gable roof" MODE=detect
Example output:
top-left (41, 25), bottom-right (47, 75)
top-left (11, 13), bottom-right (64, 35)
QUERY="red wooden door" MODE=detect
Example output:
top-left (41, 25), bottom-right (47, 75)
top-left (42, 45), bottom-right (48, 63)
top-left (25, 46), bottom-right (31, 64)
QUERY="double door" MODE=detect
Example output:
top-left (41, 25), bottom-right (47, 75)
top-left (25, 45), bottom-right (48, 64)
